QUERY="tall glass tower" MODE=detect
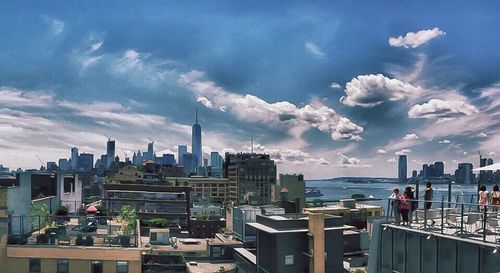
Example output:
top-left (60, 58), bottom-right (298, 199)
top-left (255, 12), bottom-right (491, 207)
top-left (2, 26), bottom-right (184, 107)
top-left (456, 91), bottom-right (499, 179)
top-left (398, 155), bottom-right (407, 184)
top-left (106, 139), bottom-right (115, 168)
top-left (192, 108), bottom-right (202, 171)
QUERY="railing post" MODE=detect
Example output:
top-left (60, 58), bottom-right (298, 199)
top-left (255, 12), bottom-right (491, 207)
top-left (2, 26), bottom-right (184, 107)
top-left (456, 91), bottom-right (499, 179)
top-left (483, 206), bottom-right (487, 242)
top-left (441, 201), bottom-right (444, 234)
top-left (424, 204), bottom-right (428, 229)
top-left (386, 199), bottom-right (390, 223)
top-left (460, 203), bottom-right (464, 237)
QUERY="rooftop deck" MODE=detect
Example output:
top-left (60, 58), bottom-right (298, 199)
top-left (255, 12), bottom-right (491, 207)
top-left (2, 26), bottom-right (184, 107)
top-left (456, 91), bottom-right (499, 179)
top-left (8, 215), bottom-right (139, 248)
top-left (384, 199), bottom-right (500, 245)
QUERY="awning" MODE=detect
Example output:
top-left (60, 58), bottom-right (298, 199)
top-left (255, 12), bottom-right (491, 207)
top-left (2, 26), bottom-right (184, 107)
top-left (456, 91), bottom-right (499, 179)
top-left (86, 205), bottom-right (97, 213)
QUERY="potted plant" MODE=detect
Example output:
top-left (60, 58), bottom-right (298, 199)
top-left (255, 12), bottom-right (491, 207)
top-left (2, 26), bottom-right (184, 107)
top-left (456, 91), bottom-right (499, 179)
top-left (54, 206), bottom-right (70, 224)
top-left (96, 206), bottom-right (109, 225)
top-left (118, 205), bottom-right (136, 247)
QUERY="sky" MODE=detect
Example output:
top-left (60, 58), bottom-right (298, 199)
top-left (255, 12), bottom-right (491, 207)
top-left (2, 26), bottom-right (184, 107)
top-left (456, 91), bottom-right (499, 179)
top-left (0, 1), bottom-right (499, 179)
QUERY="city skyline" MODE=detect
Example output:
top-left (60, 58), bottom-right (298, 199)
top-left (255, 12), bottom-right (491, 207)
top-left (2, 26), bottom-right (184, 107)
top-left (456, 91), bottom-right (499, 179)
top-left (1, 2), bottom-right (500, 179)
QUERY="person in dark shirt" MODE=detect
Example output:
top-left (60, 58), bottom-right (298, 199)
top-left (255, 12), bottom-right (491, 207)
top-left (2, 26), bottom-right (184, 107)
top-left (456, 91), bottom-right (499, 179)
top-left (423, 182), bottom-right (434, 225)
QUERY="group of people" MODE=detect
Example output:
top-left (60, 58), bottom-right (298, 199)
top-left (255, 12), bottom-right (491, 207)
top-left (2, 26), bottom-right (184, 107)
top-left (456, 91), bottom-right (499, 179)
top-left (389, 182), bottom-right (433, 226)
top-left (390, 183), bottom-right (500, 225)
top-left (478, 184), bottom-right (500, 211)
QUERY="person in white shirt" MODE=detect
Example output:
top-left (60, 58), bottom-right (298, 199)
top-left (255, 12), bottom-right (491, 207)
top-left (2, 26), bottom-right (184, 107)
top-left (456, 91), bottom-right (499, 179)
top-left (389, 187), bottom-right (401, 225)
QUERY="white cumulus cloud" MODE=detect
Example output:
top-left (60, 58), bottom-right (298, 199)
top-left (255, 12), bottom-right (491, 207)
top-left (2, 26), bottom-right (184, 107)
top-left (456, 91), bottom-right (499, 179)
top-left (196, 96), bottom-right (213, 109)
top-left (377, 149), bottom-right (388, 154)
top-left (403, 133), bottom-right (419, 140)
top-left (395, 149), bottom-right (411, 156)
top-left (388, 27), bottom-right (446, 48)
top-left (438, 139), bottom-right (451, 144)
top-left (387, 158), bottom-right (397, 163)
top-left (408, 99), bottom-right (478, 119)
top-left (340, 74), bottom-right (422, 107)
top-left (305, 42), bottom-right (325, 57)
top-left (330, 82), bottom-right (341, 89)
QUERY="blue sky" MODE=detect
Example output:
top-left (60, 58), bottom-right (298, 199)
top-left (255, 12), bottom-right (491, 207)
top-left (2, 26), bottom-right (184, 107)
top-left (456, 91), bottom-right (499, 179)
top-left (0, 1), bottom-right (499, 179)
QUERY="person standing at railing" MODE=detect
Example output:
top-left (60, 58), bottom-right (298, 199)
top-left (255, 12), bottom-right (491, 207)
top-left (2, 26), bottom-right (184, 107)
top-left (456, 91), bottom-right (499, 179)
top-left (479, 185), bottom-right (490, 212)
top-left (424, 182), bottom-right (435, 225)
top-left (389, 187), bottom-right (401, 225)
top-left (400, 189), bottom-right (411, 226)
top-left (491, 185), bottom-right (500, 212)
top-left (405, 186), bottom-right (417, 223)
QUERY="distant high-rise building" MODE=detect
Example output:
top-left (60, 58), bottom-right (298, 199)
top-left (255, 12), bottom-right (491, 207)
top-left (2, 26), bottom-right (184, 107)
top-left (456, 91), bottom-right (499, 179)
top-left (455, 163), bottom-right (473, 184)
top-left (161, 154), bottom-right (175, 166)
top-left (434, 161), bottom-right (444, 177)
top-left (78, 153), bottom-right (94, 171)
top-left (178, 145), bottom-right (187, 165)
top-left (106, 139), bottom-right (115, 168)
top-left (71, 147), bottom-right (79, 170)
top-left (46, 162), bottom-right (57, 171)
top-left (225, 153), bottom-right (276, 205)
top-left (398, 155), bottom-right (407, 184)
top-left (192, 109), bottom-right (202, 170)
top-left (182, 153), bottom-right (195, 176)
top-left (210, 152), bottom-right (224, 178)
top-left (58, 158), bottom-right (69, 171)
top-left (412, 170), bottom-right (418, 183)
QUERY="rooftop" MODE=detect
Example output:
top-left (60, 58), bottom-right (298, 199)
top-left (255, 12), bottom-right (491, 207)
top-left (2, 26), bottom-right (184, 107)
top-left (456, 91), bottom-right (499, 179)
top-left (186, 261), bottom-right (236, 273)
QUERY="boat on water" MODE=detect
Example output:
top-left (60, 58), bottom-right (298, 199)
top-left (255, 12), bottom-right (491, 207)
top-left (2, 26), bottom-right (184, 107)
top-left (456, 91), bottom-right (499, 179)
top-left (305, 187), bottom-right (324, 197)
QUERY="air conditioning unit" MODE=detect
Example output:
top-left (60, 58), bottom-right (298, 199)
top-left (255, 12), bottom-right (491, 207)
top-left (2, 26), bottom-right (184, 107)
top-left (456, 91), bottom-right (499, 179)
top-left (149, 228), bottom-right (170, 245)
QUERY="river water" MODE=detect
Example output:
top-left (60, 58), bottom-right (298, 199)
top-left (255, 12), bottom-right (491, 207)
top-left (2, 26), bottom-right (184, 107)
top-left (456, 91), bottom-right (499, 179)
top-left (306, 178), bottom-right (483, 212)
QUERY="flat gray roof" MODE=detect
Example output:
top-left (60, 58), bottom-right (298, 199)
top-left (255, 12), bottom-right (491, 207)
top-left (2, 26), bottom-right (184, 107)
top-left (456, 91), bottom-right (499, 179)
top-left (234, 248), bottom-right (256, 264)
top-left (247, 222), bottom-right (353, 234)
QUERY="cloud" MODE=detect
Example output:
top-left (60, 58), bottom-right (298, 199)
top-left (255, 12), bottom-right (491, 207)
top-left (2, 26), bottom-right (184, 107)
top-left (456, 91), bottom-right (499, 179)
top-left (403, 133), bottom-right (419, 140)
top-left (438, 139), bottom-right (451, 144)
top-left (91, 41), bottom-right (103, 52)
top-left (337, 153), bottom-right (371, 168)
top-left (490, 152), bottom-right (496, 156)
top-left (180, 71), bottom-right (364, 142)
top-left (408, 99), bottom-right (478, 119)
top-left (377, 149), bottom-right (387, 154)
top-left (241, 143), bottom-right (330, 165)
top-left (0, 87), bottom-right (54, 107)
top-left (305, 42), bottom-right (325, 57)
top-left (340, 74), bottom-right (422, 107)
top-left (388, 27), bottom-right (446, 48)
top-left (49, 18), bottom-right (65, 36)
top-left (478, 132), bottom-right (488, 138)
top-left (330, 82), bottom-right (341, 89)
top-left (395, 149), bottom-right (411, 156)
top-left (463, 151), bottom-right (468, 155)
top-left (196, 96), bottom-right (213, 109)
top-left (387, 158), bottom-right (396, 163)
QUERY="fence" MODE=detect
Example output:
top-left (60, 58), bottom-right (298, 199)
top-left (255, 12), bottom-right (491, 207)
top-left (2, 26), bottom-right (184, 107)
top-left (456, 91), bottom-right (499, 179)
top-left (8, 215), bottom-right (138, 248)
top-left (385, 198), bottom-right (500, 244)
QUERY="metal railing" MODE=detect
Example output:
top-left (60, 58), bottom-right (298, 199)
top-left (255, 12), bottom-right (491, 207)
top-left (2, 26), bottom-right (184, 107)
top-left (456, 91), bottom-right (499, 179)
top-left (8, 215), bottom-right (138, 247)
top-left (385, 198), bottom-right (500, 244)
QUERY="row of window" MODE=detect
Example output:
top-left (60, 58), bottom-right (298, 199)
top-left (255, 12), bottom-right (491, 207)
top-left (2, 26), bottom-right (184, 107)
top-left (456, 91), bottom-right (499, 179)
top-left (29, 259), bottom-right (128, 273)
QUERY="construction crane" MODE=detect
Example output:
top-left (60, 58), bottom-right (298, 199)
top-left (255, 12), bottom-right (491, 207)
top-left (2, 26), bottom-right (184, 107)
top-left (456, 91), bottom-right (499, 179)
top-left (35, 155), bottom-right (44, 165)
top-left (148, 137), bottom-right (154, 144)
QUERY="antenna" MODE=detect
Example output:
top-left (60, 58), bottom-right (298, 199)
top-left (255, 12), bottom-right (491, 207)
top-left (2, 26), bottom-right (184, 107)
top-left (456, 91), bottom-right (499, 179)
top-left (251, 136), bottom-right (254, 154)
top-left (195, 106), bottom-right (198, 124)
top-left (104, 134), bottom-right (110, 141)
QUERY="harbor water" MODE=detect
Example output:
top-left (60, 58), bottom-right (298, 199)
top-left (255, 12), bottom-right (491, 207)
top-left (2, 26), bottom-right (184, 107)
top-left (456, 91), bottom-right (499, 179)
top-left (306, 178), bottom-right (482, 212)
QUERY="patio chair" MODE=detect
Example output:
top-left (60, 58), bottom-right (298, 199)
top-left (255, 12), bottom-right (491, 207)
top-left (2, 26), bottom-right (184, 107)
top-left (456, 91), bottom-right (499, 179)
top-left (446, 213), bottom-right (459, 229)
top-left (464, 214), bottom-right (481, 235)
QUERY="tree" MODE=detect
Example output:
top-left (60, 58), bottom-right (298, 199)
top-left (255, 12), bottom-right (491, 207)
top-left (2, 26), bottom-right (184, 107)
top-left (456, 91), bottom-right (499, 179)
top-left (119, 205), bottom-right (137, 236)
top-left (31, 203), bottom-right (50, 230)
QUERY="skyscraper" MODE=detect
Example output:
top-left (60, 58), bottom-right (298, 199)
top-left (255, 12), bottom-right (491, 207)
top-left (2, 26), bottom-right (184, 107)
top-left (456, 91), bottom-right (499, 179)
top-left (178, 145), bottom-right (187, 165)
top-left (434, 161), bottom-right (444, 177)
top-left (71, 147), bottom-right (79, 170)
top-left (192, 108), bottom-right (202, 170)
top-left (106, 139), bottom-right (115, 168)
top-left (398, 155), bottom-right (407, 184)
top-left (78, 153), bottom-right (94, 171)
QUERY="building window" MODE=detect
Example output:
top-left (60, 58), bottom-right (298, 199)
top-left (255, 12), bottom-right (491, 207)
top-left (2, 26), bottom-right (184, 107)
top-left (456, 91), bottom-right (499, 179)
top-left (29, 259), bottom-right (41, 273)
top-left (116, 261), bottom-right (128, 273)
top-left (91, 260), bottom-right (103, 273)
top-left (57, 260), bottom-right (69, 273)
top-left (285, 255), bottom-right (294, 265)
